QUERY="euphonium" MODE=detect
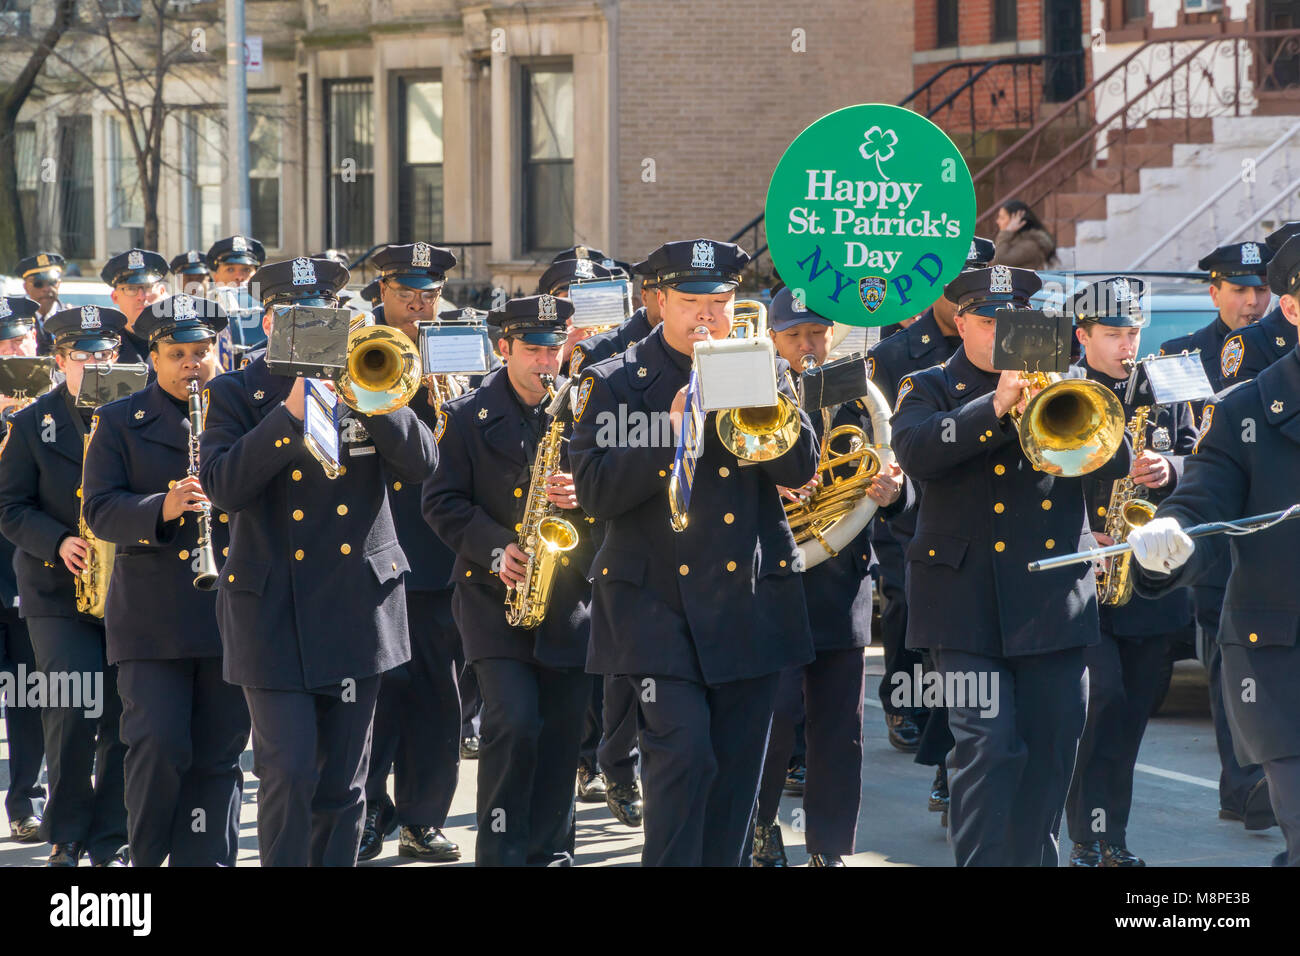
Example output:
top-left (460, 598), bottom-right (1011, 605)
top-left (74, 426), bottom-right (115, 618)
top-left (1097, 403), bottom-right (1156, 606)
top-left (187, 379), bottom-right (219, 591)
top-left (336, 315), bottom-right (422, 415)
top-left (1012, 371), bottom-right (1126, 477)
top-left (714, 300), bottom-right (802, 463)
top-left (504, 375), bottom-right (579, 629)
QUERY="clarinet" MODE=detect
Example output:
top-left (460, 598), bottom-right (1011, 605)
top-left (187, 379), bottom-right (220, 591)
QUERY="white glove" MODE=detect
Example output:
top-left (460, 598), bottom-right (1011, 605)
top-left (1128, 517), bottom-right (1195, 574)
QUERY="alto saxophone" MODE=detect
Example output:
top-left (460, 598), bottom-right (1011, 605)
top-left (1096, 403), bottom-right (1156, 607)
top-left (75, 423), bottom-right (115, 618)
top-left (504, 375), bottom-right (579, 629)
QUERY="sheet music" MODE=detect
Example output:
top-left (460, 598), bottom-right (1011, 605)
top-left (569, 278), bottom-right (631, 328)
top-left (1143, 353), bottom-right (1214, 404)
top-left (420, 327), bottom-right (491, 374)
top-left (304, 380), bottom-right (339, 471)
top-left (696, 340), bottom-right (779, 411)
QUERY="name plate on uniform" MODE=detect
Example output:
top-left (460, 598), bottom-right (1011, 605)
top-left (1138, 352), bottom-right (1214, 405)
top-left (303, 379), bottom-right (341, 479)
top-left (0, 357), bottom-right (55, 399)
top-left (569, 277), bottom-right (632, 329)
top-left (76, 363), bottom-right (150, 408)
top-left (993, 309), bottom-right (1072, 375)
top-left (694, 336), bottom-right (779, 412)
top-left (419, 323), bottom-right (492, 375)
top-left (266, 305), bottom-right (351, 379)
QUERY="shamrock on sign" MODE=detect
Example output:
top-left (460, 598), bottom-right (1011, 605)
top-left (859, 125), bottom-right (899, 180)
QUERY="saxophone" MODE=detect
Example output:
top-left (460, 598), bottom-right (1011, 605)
top-left (504, 375), bottom-right (579, 629)
top-left (1096, 403), bottom-right (1156, 607)
top-left (74, 422), bottom-right (115, 618)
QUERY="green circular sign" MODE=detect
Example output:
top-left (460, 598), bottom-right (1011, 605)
top-left (765, 104), bottom-right (976, 328)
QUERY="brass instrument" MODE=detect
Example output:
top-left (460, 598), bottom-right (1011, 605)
top-left (187, 379), bottom-right (220, 591)
top-left (74, 426), bottom-right (115, 618)
top-left (1097, 402), bottom-right (1155, 606)
top-left (336, 316), bottom-right (423, 415)
top-left (422, 372), bottom-right (467, 413)
top-left (714, 301), bottom-right (802, 463)
top-left (504, 374), bottom-right (579, 628)
top-left (784, 354), bottom-right (894, 569)
top-left (1012, 371), bottom-right (1126, 477)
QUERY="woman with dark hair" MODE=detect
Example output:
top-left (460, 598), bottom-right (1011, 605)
top-left (994, 199), bottom-right (1058, 270)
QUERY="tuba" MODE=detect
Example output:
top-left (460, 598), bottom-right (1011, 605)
top-left (336, 314), bottom-right (423, 415)
top-left (1012, 371), bottom-right (1126, 477)
top-left (784, 355), bottom-right (894, 569)
top-left (75, 425), bottom-right (115, 618)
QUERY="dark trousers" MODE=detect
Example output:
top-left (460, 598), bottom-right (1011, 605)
top-left (365, 590), bottom-right (461, 828)
top-left (756, 648), bottom-right (866, 856)
top-left (876, 550), bottom-right (924, 716)
top-left (473, 657), bottom-right (589, 866)
top-left (116, 657), bottom-right (249, 866)
top-left (459, 662), bottom-right (481, 738)
top-left (1, 604), bottom-right (45, 822)
top-left (934, 646), bottom-right (1087, 867)
top-left (598, 675), bottom-right (640, 788)
top-left (1263, 755), bottom-right (1300, 866)
top-left (243, 675), bottom-right (381, 867)
top-left (578, 674), bottom-right (602, 772)
top-left (26, 616), bottom-right (127, 862)
top-left (1199, 589), bottom-right (1265, 809)
top-left (1065, 629), bottom-right (1169, 845)
top-left (914, 651), bottom-right (954, 768)
top-left (635, 672), bottom-right (780, 867)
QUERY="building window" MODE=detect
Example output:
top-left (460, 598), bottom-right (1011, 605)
top-left (108, 115), bottom-right (144, 229)
top-left (326, 79), bottom-right (375, 256)
top-left (936, 0), bottom-right (959, 47)
top-left (181, 110), bottom-right (223, 252)
top-left (249, 97), bottom-right (282, 250)
top-left (993, 0), bottom-right (1017, 41)
top-left (15, 122), bottom-right (38, 243)
top-left (1125, 0), bottom-right (1147, 22)
top-left (397, 77), bottom-right (443, 242)
top-left (521, 64), bottom-right (573, 254)
top-left (56, 116), bottom-right (93, 258)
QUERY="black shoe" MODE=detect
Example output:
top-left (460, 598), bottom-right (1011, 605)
top-left (576, 764), bottom-right (607, 802)
top-left (460, 736), bottom-right (480, 760)
top-left (1100, 841), bottom-right (1145, 867)
top-left (357, 806), bottom-right (384, 862)
top-left (93, 847), bottom-right (130, 867)
top-left (783, 763), bottom-right (806, 795)
top-left (886, 713), bottom-right (921, 752)
top-left (1069, 840), bottom-right (1104, 867)
top-left (9, 815), bottom-right (41, 843)
top-left (48, 842), bottom-right (83, 867)
top-left (808, 853), bottom-right (844, 867)
top-left (928, 766), bottom-right (949, 813)
top-left (397, 825), bottom-right (461, 862)
top-left (1218, 777), bottom-right (1277, 831)
top-left (752, 820), bottom-right (788, 867)
top-left (605, 781), bottom-right (644, 828)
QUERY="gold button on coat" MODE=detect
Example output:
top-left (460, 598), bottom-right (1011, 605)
top-left (994, 464), bottom-right (1005, 475)
top-left (337, 505), bottom-right (348, 516)
top-left (994, 503), bottom-right (1004, 514)
top-left (292, 470), bottom-right (302, 481)
top-left (723, 513), bottom-right (734, 524)
top-left (295, 550), bottom-right (304, 561)
top-left (293, 510), bottom-right (303, 521)
top-left (994, 541), bottom-right (1005, 552)
top-left (1249, 633), bottom-right (1259, 643)
top-left (679, 564), bottom-right (689, 575)
top-left (219, 513), bottom-right (229, 523)
top-left (340, 543), bottom-right (351, 555)
top-left (1045, 539), bottom-right (1055, 549)
top-left (726, 561), bottom-right (737, 572)
top-left (227, 574), bottom-right (235, 582)
top-left (928, 549), bottom-right (936, 557)
top-left (1041, 500), bottom-right (1052, 510)
top-left (178, 550), bottom-right (189, 560)
top-left (392, 481), bottom-right (402, 491)
top-left (718, 467), bottom-right (730, 477)
top-left (514, 488), bottom-right (522, 498)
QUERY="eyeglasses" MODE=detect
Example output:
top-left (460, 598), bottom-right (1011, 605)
top-left (62, 348), bottom-right (117, 362)
top-left (386, 283), bottom-right (440, 306)
top-left (29, 279), bottom-right (58, 290)
top-left (113, 285), bottom-right (156, 298)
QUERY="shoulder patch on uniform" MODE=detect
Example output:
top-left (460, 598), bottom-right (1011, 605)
top-left (1221, 335), bottom-right (1244, 379)
top-left (570, 346), bottom-right (586, 376)
top-left (573, 377), bottom-right (594, 424)
top-left (895, 376), bottom-right (913, 412)
top-left (434, 409), bottom-right (447, 444)
top-left (1194, 403), bottom-right (1215, 454)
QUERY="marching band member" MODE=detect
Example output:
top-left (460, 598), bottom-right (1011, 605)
top-left (169, 252), bottom-right (212, 298)
top-left (568, 259), bottom-right (662, 377)
top-left (206, 235), bottom-right (266, 291)
top-left (16, 252), bottom-right (64, 355)
top-left (891, 266), bottom-right (1131, 866)
top-left (538, 245), bottom-right (617, 375)
top-left (1064, 278), bottom-right (1197, 867)
top-left (1162, 240), bottom-right (1276, 832)
top-left (357, 242), bottom-right (464, 863)
top-left (752, 287), bottom-right (903, 867)
top-left (569, 238), bottom-right (819, 866)
top-left (101, 249), bottom-right (171, 366)
top-left (199, 257), bottom-right (436, 867)
top-left (0, 298), bottom-right (47, 843)
top-left (422, 295), bottom-right (595, 866)
top-left (1129, 235), bottom-right (1300, 866)
top-left (0, 305), bottom-right (131, 866)
top-left (1218, 223), bottom-right (1300, 388)
top-left (81, 294), bottom-right (248, 866)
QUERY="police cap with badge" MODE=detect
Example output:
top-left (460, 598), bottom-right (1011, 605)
top-left (44, 304), bottom-right (128, 352)
top-left (206, 235), bottom-right (267, 271)
top-left (943, 263), bottom-right (1042, 315)
top-left (769, 287), bottom-right (832, 332)
top-left (537, 246), bottom-right (615, 297)
top-left (170, 250), bottom-right (211, 278)
top-left (966, 236), bottom-right (996, 270)
top-left (372, 242), bottom-right (457, 291)
top-left (16, 252), bottom-right (65, 284)
top-left (361, 278), bottom-right (382, 307)
top-left (1198, 241), bottom-right (1273, 286)
top-left (101, 248), bottom-right (169, 287)
top-left (1071, 276), bottom-right (1148, 328)
top-left (644, 238), bottom-right (752, 293)
top-left (1267, 234), bottom-right (1300, 298)
top-left (0, 297), bottom-right (40, 341)
top-left (491, 295), bottom-right (573, 345)
top-left (135, 294), bottom-right (228, 347)
top-left (631, 256), bottom-right (661, 291)
top-left (253, 256), bottom-right (350, 308)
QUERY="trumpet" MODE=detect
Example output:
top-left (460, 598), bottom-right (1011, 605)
top-left (1012, 371), bottom-right (1126, 477)
top-left (714, 301), bottom-right (801, 464)
top-left (336, 315), bottom-right (422, 416)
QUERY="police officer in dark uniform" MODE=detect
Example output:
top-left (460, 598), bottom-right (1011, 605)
top-left (1064, 277), bottom-right (1197, 867)
top-left (0, 304), bottom-right (131, 866)
top-left (170, 251), bottom-right (211, 298)
top-left (751, 287), bottom-right (905, 867)
top-left (423, 294), bottom-right (595, 866)
top-left (81, 293), bottom-right (249, 866)
top-left (892, 265), bottom-right (1132, 866)
top-left (360, 278), bottom-right (382, 311)
top-left (568, 259), bottom-right (662, 379)
top-left (101, 249), bottom-right (171, 367)
top-left (1162, 240), bottom-right (1275, 831)
top-left (199, 257), bottom-right (437, 867)
top-left (569, 238), bottom-right (819, 866)
top-left (355, 242), bottom-right (464, 863)
top-left (16, 252), bottom-right (64, 355)
top-left (868, 236), bottom-right (995, 817)
top-left (0, 297), bottom-right (48, 841)
top-left (1218, 223), bottom-right (1300, 389)
top-left (205, 235), bottom-right (266, 290)
top-left (1129, 235), bottom-right (1300, 866)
